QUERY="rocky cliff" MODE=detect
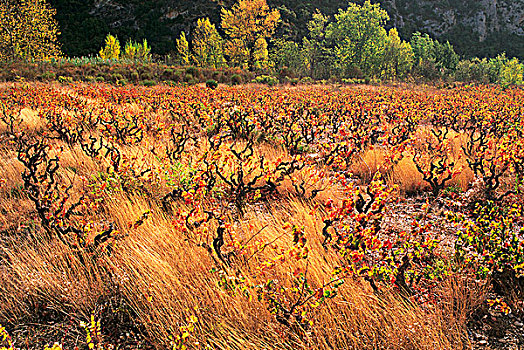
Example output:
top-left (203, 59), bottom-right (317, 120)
top-left (50, 0), bottom-right (524, 59)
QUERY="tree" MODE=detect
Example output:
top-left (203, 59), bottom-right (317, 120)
top-left (270, 38), bottom-right (306, 76)
top-left (192, 17), bottom-right (225, 68)
top-left (221, 0), bottom-right (280, 70)
top-left (326, 0), bottom-right (389, 77)
top-left (99, 34), bottom-right (120, 60)
top-left (122, 39), bottom-right (151, 62)
top-left (0, 0), bottom-right (61, 61)
top-left (434, 40), bottom-right (459, 71)
top-left (410, 32), bottom-right (435, 65)
top-left (253, 38), bottom-right (270, 69)
top-left (381, 28), bottom-right (414, 80)
top-left (302, 11), bottom-right (334, 79)
top-left (176, 31), bottom-right (190, 66)
top-left (500, 57), bottom-right (523, 85)
top-left (410, 32), bottom-right (459, 73)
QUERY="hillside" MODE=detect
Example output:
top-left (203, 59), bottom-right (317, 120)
top-left (49, 0), bottom-right (524, 59)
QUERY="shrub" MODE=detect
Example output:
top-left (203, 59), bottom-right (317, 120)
top-left (140, 80), bottom-right (156, 87)
top-left (455, 59), bottom-right (491, 83)
top-left (163, 80), bottom-right (176, 87)
top-left (252, 75), bottom-right (278, 86)
top-left (231, 74), bottom-right (242, 85)
top-left (328, 76), bottom-right (340, 84)
top-left (116, 79), bottom-right (128, 86)
top-left (173, 70), bottom-right (183, 82)
top-left (95, 76), bottom-right (105, 82)
top-left (141, 72), bottom-right (154, 81)
top-left (111, 73), bottom-right (124, 82)
top-left (130, 71), bottom-right (139, 82)
top-left (40, 71), bottom-right (56, 81)
top-left (57, 76), bottom-right (73, 84)
top-left (500, 58), bottom-right (523, 85)
top-left (185, 66), bottom-right (199, 77)
top-left (161, 68), bottom-right (174, 80)
top-left (122, 39), bottom-right (152, 62)
top-left (300, 76), bottom-right (314, 84)
top-left (206, 79), bottom-right (218, 89)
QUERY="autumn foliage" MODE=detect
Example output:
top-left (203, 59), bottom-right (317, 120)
top-left (0, 82), bottom-right (523, 349)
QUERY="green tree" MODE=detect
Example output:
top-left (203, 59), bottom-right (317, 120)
top-left (122, 39), bottom-right (151, 62)
top-left (270, 38), bottom-right (306, 76)
top-left (410, 32), bottom-right (459, 74)
top-left (192, 17), bottom-right (225, 68)
top-left (176, 31), bottom-right (190, 66)
top-left (221, 0), bottom-right (280, 69)
top-left (99, 34), bottom-right (120, 60)
top-left (381, 28), bottom-right (414, 80)
top-left (0, 0), bottom-right (62, 61)
top-left (302, 11), bottom-right (334, 79)
top-left (434, 40), bottom-right (459, 70)
top-left (410, 32), bottom-right (435, 65)
top-left (500, 57), bottom-right (523, 85)
top-left (326, 0), bottom-right (389, 77)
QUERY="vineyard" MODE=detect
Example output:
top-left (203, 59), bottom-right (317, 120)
top-left (0, 82), bottom-right (523, 349)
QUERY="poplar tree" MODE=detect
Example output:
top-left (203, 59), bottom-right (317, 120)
top-left (221, 0), bottom-right (280, 69)
top-left (0, 0), bottom-right (61, 61)
top-left (192, 18), bottom-right (225, 68)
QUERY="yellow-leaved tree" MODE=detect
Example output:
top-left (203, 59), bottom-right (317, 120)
top-left (99, 34), bottom-right (120, 60)
top-left (381, 28), bottom-right (414, 80)
top-left (0, 0), bottom-right (62, 61)
top-left (176, 31), bottom-right (190, 66)
top-left (192, 18), bottom-right (225, 68)
top-left (123, 39), bottom-right (151, 62)
top-left (221, 0), bottom-right (280, 69)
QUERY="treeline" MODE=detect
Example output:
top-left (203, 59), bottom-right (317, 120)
top-left (1, 0), bottom-right (523, 85)
top-left (95, 0), bottom-right (523, 84)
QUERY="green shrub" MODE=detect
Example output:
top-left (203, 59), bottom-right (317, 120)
top-left (173, 70), bottom-right (183, 82)
top-left (300, 76), bottom-right (314, 84)
top-left (161, 68), bottom-right (174, 80)
top-left (40, 71), bottom-right (56, 81)
top-left (95, 76), bottom-right (105, 82)
top-left (141, 72), bottom-right (154, 80)
top-left (111, 73), bottom-right (124, 82)
top-left (328, 76), bottom-right (339, 84)
top-left (116, 79), bottom-right (128, 86)
top-left (184, 73), bottom-right (194, 82)
top-left (216, 73), bottom-right (226, 83)
top-left (500, 58), bottom-right (523, 85)
top-left (58, 75), bottom-right (73, 84)
top-left (130, 71), bottom-right (139, 82)
top-left (231, 74), bottom-right (243, 85)
top-left (141, 79), bottom-right (156, 87)
top-left (206, 79), bottom-right (218, 89)
top-left (84, 75), bottom-right (96, 82)
top-left (185, 66), bottom-right (199, 77)
top-left (455, 59), bottom-right (491, 83)
top-left (252, 75), bottom-right (278, 86)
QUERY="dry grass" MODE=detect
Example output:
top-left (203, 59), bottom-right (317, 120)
top-left (0, 83), bottom-right (503, 350)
